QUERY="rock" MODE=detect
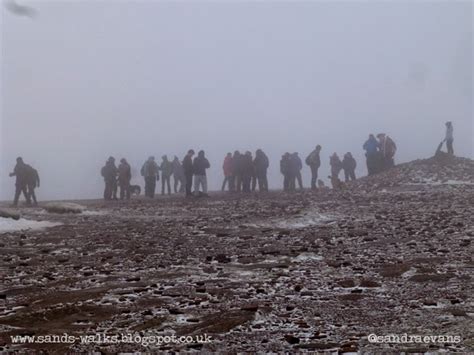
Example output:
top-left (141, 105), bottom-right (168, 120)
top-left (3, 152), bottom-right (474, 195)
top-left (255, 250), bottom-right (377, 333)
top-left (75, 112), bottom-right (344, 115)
top-left (284, 335), bottom-right (300, 344)
top-left (43, 202), bottom-right (86, 214)
top-left (337, 279), bottom-right (355, 288)
top-left (0, 208), bottom-right (20, 220)
top-left (360, 279), bottom-right (381, 288)
top-left (215, 254), bottom-right (231, 263)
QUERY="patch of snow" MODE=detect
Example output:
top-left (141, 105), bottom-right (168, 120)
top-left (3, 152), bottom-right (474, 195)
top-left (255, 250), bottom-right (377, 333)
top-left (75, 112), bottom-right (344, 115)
top-left (292, 252), bottom-right (323, 262)
top-left (247, 210), bottom-right (337, 230)
top-left (0, 217), bottom-right (62, 234)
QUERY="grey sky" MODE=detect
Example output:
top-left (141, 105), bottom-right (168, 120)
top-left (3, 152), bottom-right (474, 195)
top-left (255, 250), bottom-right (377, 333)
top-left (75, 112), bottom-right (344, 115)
top-left (1, 0), bottom-right (472, 200)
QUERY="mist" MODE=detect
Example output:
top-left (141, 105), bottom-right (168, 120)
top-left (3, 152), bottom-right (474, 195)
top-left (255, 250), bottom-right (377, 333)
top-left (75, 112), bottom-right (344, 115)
top-left (1, 0), bottom-right (472, 201)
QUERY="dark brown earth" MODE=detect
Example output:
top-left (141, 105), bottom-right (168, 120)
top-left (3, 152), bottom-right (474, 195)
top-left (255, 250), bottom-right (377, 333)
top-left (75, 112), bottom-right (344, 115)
top-left (0, 156), bottom-right (473, 353)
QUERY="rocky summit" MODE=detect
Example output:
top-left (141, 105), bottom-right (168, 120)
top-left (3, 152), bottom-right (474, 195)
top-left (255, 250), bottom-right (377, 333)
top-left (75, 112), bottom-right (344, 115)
top-left (0, 156), bottom-right (473, 353)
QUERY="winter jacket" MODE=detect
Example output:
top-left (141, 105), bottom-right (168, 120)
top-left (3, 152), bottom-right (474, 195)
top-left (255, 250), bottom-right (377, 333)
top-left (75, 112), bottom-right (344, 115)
top-left (223, 156), bottom-right (233, 177)
top-left (101, 162), bottom-right (118, 182)
top-left (193, 156), bottom-right (210, 176)
top-left (254, 152), bottom-right (269, 176)
top-left (305, 150), bottom-right (321, 168)
top-left (379, 136), bottom-right (397, 158)
top-left (172, 160), bottom-right (184, 178)
top-left (363, 137), bottom-right (379, 154)
top-left (241, 155), bottom-right (254, 178)
top-left (118, 162), bottom-right (132, 183)
top-left (182, 155), bottom-right (194, 176)
top-left (141, 160), bottom-right (159, 179)
top-left (342, 155), bottom-right (356, 171)
top-left (25, 165), bottom-right (40, 187)
top-left (160, 160), bottom-right (173, 178)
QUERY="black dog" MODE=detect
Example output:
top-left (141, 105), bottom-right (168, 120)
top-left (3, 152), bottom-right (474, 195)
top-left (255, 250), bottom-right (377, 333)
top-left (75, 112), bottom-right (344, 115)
top-left (130, 185), bottom-right (141, 196)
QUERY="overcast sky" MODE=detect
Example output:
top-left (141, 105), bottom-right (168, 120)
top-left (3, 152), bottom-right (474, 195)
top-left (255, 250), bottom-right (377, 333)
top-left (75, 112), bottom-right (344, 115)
top-left (1, 0), bottom-right (472, 201)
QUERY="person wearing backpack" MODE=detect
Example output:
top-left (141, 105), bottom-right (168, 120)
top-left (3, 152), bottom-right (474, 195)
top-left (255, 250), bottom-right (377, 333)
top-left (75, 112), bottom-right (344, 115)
top-left (305, 145), bottom-right (321, 190)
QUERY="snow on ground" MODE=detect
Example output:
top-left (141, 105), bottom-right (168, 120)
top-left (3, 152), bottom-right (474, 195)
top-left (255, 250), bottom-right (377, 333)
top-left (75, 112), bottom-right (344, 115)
top-left (0, 217), bottom-right (62, 233)
top-left (246, 209), bottom-right (337, 229)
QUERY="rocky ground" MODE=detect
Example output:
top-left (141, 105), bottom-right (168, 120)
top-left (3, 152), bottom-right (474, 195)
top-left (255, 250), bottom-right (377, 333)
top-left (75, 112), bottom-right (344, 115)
top-left (0, 155), bottom-right (473, 353)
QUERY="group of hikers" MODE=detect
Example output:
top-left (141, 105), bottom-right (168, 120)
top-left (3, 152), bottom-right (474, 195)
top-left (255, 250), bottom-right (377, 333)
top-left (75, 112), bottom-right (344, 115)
top-left (8, 122), bottom-right (455, 205)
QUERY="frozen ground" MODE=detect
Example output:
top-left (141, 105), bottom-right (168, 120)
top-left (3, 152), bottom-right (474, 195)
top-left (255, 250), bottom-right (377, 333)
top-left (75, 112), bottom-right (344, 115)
top-left (0, 162), bottom-right (473, 352)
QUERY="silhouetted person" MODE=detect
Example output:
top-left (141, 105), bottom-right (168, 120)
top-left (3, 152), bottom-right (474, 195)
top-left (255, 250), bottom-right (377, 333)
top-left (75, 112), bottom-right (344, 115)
top-left (290, 152), bottom-right (303, 190)
top-left (254, 149), bottom-right (269, 192)
top-left (25, 164), bottom-right (40, 206)
top-left (444, 121), bottom-right (454, 155)
top-left (363, 134), bottom-right (379, 176)
top-left (9, 157), bottom-right (31, 207)
top-left (306, 145), bottom-right (321, 190)
top-left (280, 153), bottom-right (291, 191)
top-left (101, 157), bottom-right (118, 200)
top-left (241, 151), bottom-right (254, 193)
top-left (172, 156), bottom-right (185, 193)
top-left (118, 158), bottom-right (132, 200)
top-left (330, 153), bottom-right (343, 179)
top-left (342, 152), bottom-right (357, 182)
top-left (221, 153), bottom-right (233, 191)
top-left (377, 133), bottom-right (397, 170)
top-left (233, 151), bottom-right (243, 192)
top-left (183, 150), bottom-right (195, 197)
top-left (160, 155), bottom-right (173, 195)
top-left (193, 150), bottom-right (210, 196)
top-left (141, 156), bottom-right (159, 198)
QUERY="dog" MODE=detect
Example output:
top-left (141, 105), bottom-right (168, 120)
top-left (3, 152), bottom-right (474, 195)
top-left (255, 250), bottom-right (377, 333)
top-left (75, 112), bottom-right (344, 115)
top-left (130, 185), bottom-right (141, 196)
top-left (328, 175), bottom-right (345, 190)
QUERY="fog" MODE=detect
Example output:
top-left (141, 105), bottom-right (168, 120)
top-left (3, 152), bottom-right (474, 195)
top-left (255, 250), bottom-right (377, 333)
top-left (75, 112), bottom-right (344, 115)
top-left (1, 1), bottom-right (472, 201)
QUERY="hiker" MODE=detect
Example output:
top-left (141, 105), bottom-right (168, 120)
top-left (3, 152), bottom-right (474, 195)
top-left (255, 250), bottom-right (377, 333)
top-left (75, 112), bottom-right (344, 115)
top-left (182, 150), bottom-right (195, 197)
top-left (280, 153), bottom-right (291, 191)
top-left (363, 134), bottom-right (379, 175)
top-left (9, 157), bottom-right (31, 206)
top-left (306, 145), bottom-right (321, 190)
top-left (118, 158), bottom-right (132, 200)
top-left (330, 153), bottom-right (343, 179)
top-left (444, 121), bottom-right (454, 155)
top-left (101, 157), bottom-right (118, 200)
top-left (241, 151), bottom-right (254, 193)
top-left (377, 133), bottom-right (397, 170)
top-left (160, 155), bottom-right (173, 195)
top-left (193, 150), bottom-right (210, 196)
top-left (141, 156), bottom-right (160, 198)
top-left (172, 156), bottom-right (185, 193)
top-left (221, 153), bottom-right (233, 191)
top-left (232, 151), bottom-right (243, 193)
top-left (342, 152), bottom-right (357, 182)
top-left (290, 152), bottom-right (303, 190)
top-left (25, 164), bottom-right (40, 206)
top-left (253, 149), bottom-right (269, 192)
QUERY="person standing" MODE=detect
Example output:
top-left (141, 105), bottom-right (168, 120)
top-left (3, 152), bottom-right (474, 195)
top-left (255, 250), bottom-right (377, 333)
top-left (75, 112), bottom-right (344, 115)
top-left (25, 164), bottom-right (40, 206)
top-left (330, 153), bottom-right (343, 179)
top-left (305, 145), bottom-right (321, 190)
top-left (444, 121), bottom-right (454, 155)
top-left (377, 133), bottom-right (397, 170)
top-left (101, 157), bottom-right (118, 200)
top-left (118, 158), bottom-right (132, 200)
top-left (241, 151), bottom-right (254, 193)
top-left (221, 153), bottom-right (233, 191)
top-left (172, 156), bottom-right (185, 193)
top-left (193, 150), bottom-right (210, 196)
top-left (9, 157), bottom-right (31, 207)
top-left (342, 152), bottom-right (357, 182)
top-left (253, 149), bottom-right (269, 192)
top-left (280, 153), bottom-right (291, 191)
top-left (232, 151), bottom-right (243, 193)
top-left (363, 134), bottom-right (379, 175)
top-left (292, 152), bottom-right (303, 189)
top-left (141, 156), bottom-right (160, 198)
top-left (160, 155), bottom-right (173, 195)
top-left (182, 150), bottom-right (195, 197)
